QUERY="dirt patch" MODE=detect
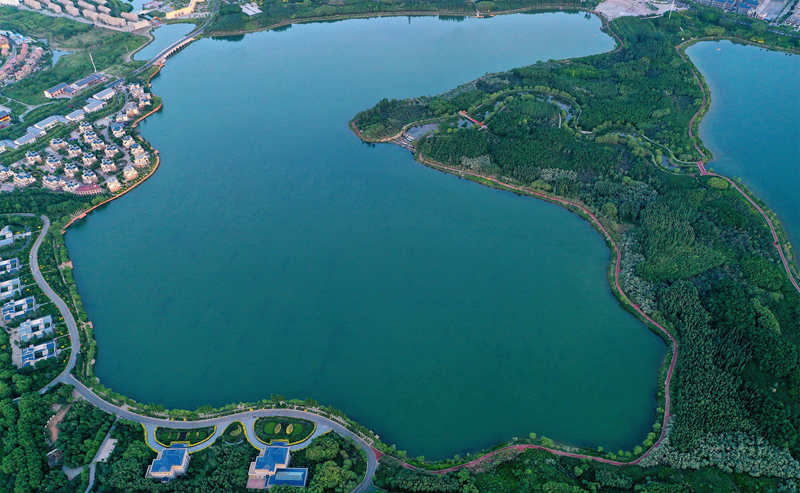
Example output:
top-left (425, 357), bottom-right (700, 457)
top-left (596, 0), bottom-right (681, 20)
top-left (46, 404), bottom-right (70, 444)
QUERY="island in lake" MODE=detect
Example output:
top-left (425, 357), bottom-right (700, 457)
top-left (0, 0), bottom-right (798, 492)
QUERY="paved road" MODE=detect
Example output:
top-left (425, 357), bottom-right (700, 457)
top-left (27, 215), bottom-right (378, 491)
top-left (31, 216), bottom-right (81, 393)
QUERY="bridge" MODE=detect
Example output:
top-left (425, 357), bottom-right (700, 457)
top-left (154, 36), bottom-right (195, 65)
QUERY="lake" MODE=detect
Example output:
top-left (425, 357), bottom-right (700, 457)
top-left (687, 41), bottom-right (800, 245)
top-left (65, 13), bottom-right (665, 459)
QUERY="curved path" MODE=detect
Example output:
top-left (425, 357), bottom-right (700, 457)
top-left (30, 216), bottom-right (81, 393)
top-left (27, 215), bottom-right (377, 492)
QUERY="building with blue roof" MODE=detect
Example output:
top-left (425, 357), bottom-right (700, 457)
top-left (0, 226), bottom-right (13, 247)
top-left (0, 258), bottom-right (19, 276)
top-left (19, 315), bottom-right (53, 342)
top-left (0, 278), bottom-right (21, 300)
top-left (3, 296), bottom-right (35, 321)
top-left (20, 340), bottom-right (56, 367)
top-left (247, 445), bottom-right (307, 489)
top-left (267, 468), bottom-right (308, 488)
top-left (146, 446), bottom-right (190, 481)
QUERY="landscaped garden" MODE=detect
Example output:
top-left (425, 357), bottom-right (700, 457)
top-left (154, 426), bottom-right (215, 446)
top-left (220, 422), bottom-right (245, 445)
top-left (253, 417), bottom-right (315, 445)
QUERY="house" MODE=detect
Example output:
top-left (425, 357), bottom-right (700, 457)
top-left (44, 82), bottom-right (68, 98)
top-left (0, 278), bottom-right (20, 299)
top-left (90, 139), bottom-right (106, 151)
top-left (65, 109), bottom-right (85, 122)
top-left (72, 73), bottom-right (105, 91)
top-left (0, 226), bottom-right (12, 247)
top-left (115, 113), bottom-right (129, 123)
top-left (34, 116), bottom-right (60, 131)
top-left (0, 141), bottom-right (11, 154)
top-left (0, 110), bottom-right (11, 129)
top-left (74, 184), bottom-right (102, 196)
top-left (2, 296), bottom-right (35, 321)
top-left (93, 88), bottom-right (115, 101)
top-left (0, 166), bottom-right (10, 181)
top-left (145, 447), bottom-right (189, 480)
top-left (20, 340), bottom-right (56, 367)
top-left (42, 175), bottom-right (62, 190)
top-left (133, 154), bottom-right (150, 167)
top-left (104, 144), bottom-right (119, 157)
top-left (64, 163), bottom-right (78, 178)
top-left (25, 150), bottom-right (41, 164)
top-left (50, 138), bottom-right (66, 150)
top-left (78, 121), bottom-right (93, 133)
top-left (13, 172), bottom-right (35, 187)
top-left (83, 98), bottom-right (106, 114)
top-left (110, 123), bottom-right (125, 138)
top-left (26, 126), bottom-right (46, 138)
top-left (62, 86), bottom-right (77, 97)
top-left (121, 135), bottom-right (134, 148)
top-left (0, 258), bottom-right (19, 276)
top-left (14, 133), bottom-right (37, 147)
top-left (130, 143), bottom-right (145, 156)
top-left (18, 315), bottom-right (53, 342)
top-left (62, 180), bottom-right (79, 193)
top-left (123, 165), bottom-right (137, 180)
top-left (247, 445), bottom-right (308, 490)
top-left (128, 83), bottom-right (143, 98)
top-left (100, 158), bottom-right (116, 173)
top-left (82, 153), bottom-right (96, 166)
top-left (106, 176), bottom-right (121, 192)
top-left (46, 155), bottom-right (62, 171)
top-left (81, 169), bottom-right (97, 183)
top-left (67, 145), bottom-right (82, 158)
top-left (139, 93), bottom-right (152, 106)
top-left (83, 131), bottom-right (97, 143)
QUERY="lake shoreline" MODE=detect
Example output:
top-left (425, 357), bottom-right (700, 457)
top-left (60, 12), bottom-right (794, 466)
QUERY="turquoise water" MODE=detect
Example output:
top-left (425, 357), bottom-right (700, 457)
top-left (66, 13), bottom-right (665, 459)
top-left (134, 24), bottom-right (194, 62)
top-left (687, 41), bottom-right (800, 245)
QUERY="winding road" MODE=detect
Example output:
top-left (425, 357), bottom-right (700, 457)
top-left (27, 216), bottom-right (378, 492)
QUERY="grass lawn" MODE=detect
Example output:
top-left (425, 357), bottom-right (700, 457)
top-left (254, 417), bottom-right (315, 445)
